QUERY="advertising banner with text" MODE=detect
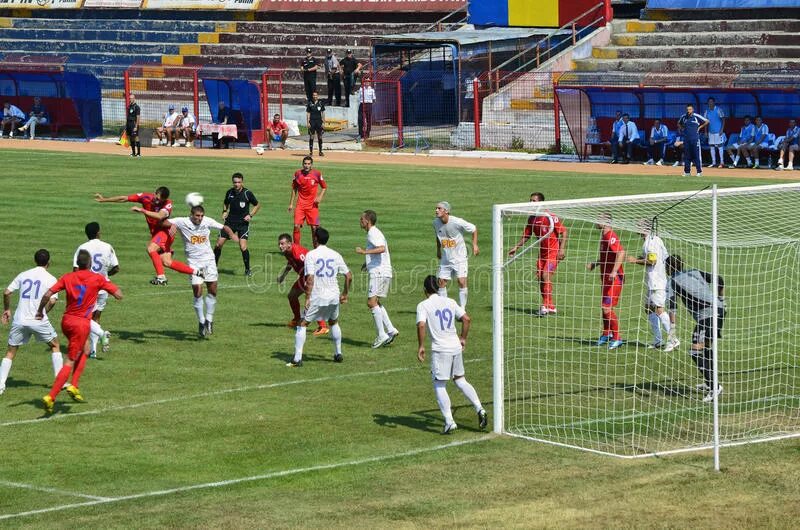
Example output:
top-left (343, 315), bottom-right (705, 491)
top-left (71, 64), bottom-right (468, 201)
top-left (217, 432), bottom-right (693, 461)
top-left (259, 0), bottom-right (464, 12)
top-left (83, 0), bottom-right (142, 7)
top-left (0, 0), bottom-right (82, 9)
top-left (142, 0), bottom-right (259, 9)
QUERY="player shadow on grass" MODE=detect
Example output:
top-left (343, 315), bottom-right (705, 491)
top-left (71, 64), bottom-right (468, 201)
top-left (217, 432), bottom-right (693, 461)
top-left (373, 403), bottom-right (489, 434)
top-left (249, 322), bottom-right (291, 328)
top-left (4, 378), bottom-right (45, 390)
top-left (612, 380), bottom-right (695, 399)
top-left (116, 329), bottom-right (203, 343)
top-left (270, 351), bottom-right (340, 364)
top-left (547, 334), bottom-right (652, 349)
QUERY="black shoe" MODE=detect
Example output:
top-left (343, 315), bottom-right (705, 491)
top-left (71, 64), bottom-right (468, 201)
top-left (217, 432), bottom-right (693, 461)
top-left (198, 322), bottom-right (207, 338)
top-left (441, 422), bottom-right (457, 435)
top-left (610, 159), bottom-right (617, 164)
top-left (478, 409), bottom-right (488, 430)
top-left (150, 276), bottom-right (168, 286)
top-left (244, 269), bottom-right (253, 277)
top-left (205, 321), bottom-right (214, 335)
top-left (622, 160), bottom-right (630, 164)
top-left (318, 151), bottom-right (325, 157)
top-left (286, 360), bottom-right (303, 367)
top-left (333, 354), bottom-right (343, 363)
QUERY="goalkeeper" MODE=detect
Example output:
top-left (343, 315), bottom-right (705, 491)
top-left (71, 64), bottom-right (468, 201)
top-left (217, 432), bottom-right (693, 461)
top-left (665, 255), bottom-right (726, 403)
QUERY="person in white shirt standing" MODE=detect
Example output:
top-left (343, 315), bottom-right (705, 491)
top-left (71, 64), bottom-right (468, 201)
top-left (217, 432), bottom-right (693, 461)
top-left (165, 205), bottom-right (237, 337)
top-left (433, 201), bottom-right (478, 309)
top-left (1, 249), bottom-right (62, 395)
top-left (289, 227), bottom-right (352, 367)
top-left (73, 222), bottom-right (118, 358)
top-left (627, 220), bottom-right (678, 351)
top-left (416, 274), bottom-right (487, 434)
top-left (357, 78), bottom-right (376, 140)
top-left (355, 210), bottom-right (399, 349)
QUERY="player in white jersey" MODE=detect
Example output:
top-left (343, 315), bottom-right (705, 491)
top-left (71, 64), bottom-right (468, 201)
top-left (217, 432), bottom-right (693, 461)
top-left (73, 222), bottom-right (118, 357)
top-left (433, 201), bottom-right (478, 309)
top-left (355, 210), bottom-right (398, 348)
top-left (289, 227), bottom-right (352, 366)
top-left (416, 275), bottom-right (486, 434)
top-left (164, 205), bottom-right (237, 337)
top-left (1, 249), bottom-right (63, 395)
top-left (627, 220), bottom-right (678, 351)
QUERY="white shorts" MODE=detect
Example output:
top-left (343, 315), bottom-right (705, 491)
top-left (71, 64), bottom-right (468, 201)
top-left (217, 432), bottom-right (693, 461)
top-left (646, 289), bottom-right (667, 308)
top-left (94, 290), bottom-right (108, 312)
top-left (304, 302), bottom-right (339, 323)
top-left (438, 261), bottom-right (468, 281)
top-left (708, 133), bottom-right (723, 146)
top-left (8, 320), bottom-right (58, 347)
top-left (368, 276), bottom-right (391, 298)
top-left (431, 351), bottom-right (465, 381)
top-left (189, 259), bottom-right (218, 285)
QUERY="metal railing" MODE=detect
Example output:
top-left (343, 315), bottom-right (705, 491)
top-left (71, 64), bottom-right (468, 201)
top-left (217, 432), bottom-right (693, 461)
top-left (424, 4), bottom-right (469, 33)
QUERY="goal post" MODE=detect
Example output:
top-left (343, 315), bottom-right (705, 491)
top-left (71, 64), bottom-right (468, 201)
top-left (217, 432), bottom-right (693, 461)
top-left (492, 183), bottom-right (800, 466)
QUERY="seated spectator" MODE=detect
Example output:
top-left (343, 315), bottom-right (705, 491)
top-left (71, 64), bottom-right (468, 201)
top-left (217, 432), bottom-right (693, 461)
top-left (747, 116), bottom-right (769, 169)
top-left (727, 115), bottom-right (755, 168)
top-left (1, 102), bottom-right (26, 138)
top-left (213, 101), bottom-right (231, 149)
top-left (155, 105), bottom-right (181, 146)
top-left (613, 113), bottom-right (639, 164)
top-left (606, 110), bottom-right (623, 163)
top-left (671, 133), bottom-right (685, 167)
top-left (177, 106), bottom-right (196, 147)
top-left (644, 118), bottom-right (669, 166)
top-left (268, 113), bottom-right (288, 149)
top-left (17, 96), bottom-right (48, 140)
top-left (776, 118), bottom-right (799, 171)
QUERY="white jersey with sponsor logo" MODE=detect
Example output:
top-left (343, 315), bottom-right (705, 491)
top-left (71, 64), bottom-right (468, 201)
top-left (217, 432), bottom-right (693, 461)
top-left (416, 294), bottom-right (465, 355)
top-left (433, 215), bottom-right (476, 265)
top-left (6, 266), bottom-right (58, 324)
top-left (170, 216), bottom-right (224, 262)
top-left (73, 239), bottom-right (119, 279)
top-left (365, 226), bottom-right (392, 278)
top-left (643, 234), bottom-right (669, 291)
top-left (304, 244), bottom-right (350, 305)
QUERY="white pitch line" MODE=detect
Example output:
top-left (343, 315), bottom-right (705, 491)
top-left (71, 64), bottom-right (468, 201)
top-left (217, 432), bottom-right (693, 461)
top-left (0, 435), bottom-right (494, 521)
top-left (0, 481), bottom-right (112, 501)
top-left (1, 359), bottom-right (484, 428)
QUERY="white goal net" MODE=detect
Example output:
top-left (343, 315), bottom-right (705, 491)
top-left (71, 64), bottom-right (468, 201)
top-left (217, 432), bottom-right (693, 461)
top-left (492, 184), bottom-right (800, 463)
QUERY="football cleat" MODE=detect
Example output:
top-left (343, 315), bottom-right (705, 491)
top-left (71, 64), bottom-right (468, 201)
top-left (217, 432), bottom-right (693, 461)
top-left (672, 161), bottom-right (680, 167)
top-left (372, 336), bottom-right (390, 349)
top-left (150, 276), bottom-right (168, 286)
top-left (333, 354), bottom-right (343, 363)
top-left (703, 385), bottom-right (723, 403)
top-left (646, 341), bottom-right (664, 350)
top-left (608, 339), bottom-right (624, 350)
top-left (384, 330), bottom-right (399, 346)
top-left (101, 331), bottom-right (111, 353)
top-left (681, 173), bottom-right (691, 177)
top-left (596, 334), bottom-right (611, 346)
top-left (441, 422), bottom-right (458, 435)
top-left (696, 173), bottom-right (703, 177)
top-left (195, 267), bottom-right (207, 280)
top-left (205, 321), bottom-right (214, 336)
top-left (313, 326), bottom-right (330, 337)
top-left (696, 382), bottom-right (711, 392)
top-left (198, 322), bottom-right (207, 338)
top-left (89, 350), bottom-right (97, 359)
top-left (663, 337), bottom-right (680, 353)
top-left (42, 395), bottom-right (54, 414)
top-left (244, 269), bottom-right (253, 277)
top-left (656, 159), bottom-right (664, 166)
top-left (478, 409), bottom-right (488, 430)
top-left (286, 360), bottom-right (303, 367)
top-left (65, 385), bottom-right (85, 403)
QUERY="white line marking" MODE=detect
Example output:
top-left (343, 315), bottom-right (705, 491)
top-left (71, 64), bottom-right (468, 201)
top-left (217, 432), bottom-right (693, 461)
top-left (1, 360), bottom-right (484, 428)
top-left (0, 435), bottom-right (493, 521)
top-left (0, 481), bottom-right (112, 501)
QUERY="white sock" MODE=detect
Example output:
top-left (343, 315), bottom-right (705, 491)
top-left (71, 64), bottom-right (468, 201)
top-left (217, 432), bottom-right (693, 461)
top-left (331, 323), bottom-right (342, 355)
top-left (458, 288), bottom-right (468, 309)
top-left (52, 351), bottom-right (63, 376)
top-left (380, 305), bottom-right (397, 334)
top-left (648, 312), bottom-right (662, 344)
top-left (733, 155), bottom-right (740, 165)
top-left (659, 312), bottom-right (672, 337)
top-left (89, 320), bottom-right (104, 354)
top-left (193, 296), bottom-right (205, 323)
top-left (433, 380), bottom-right (455, 425)
top-left (454, 377), bottom-right (483, 412)
top-left (204, 294), bottom-right (217, 322)
top-left (438, 287), bottom-right (447, 298)
top-left (710, 148), bottom-right (717, 165)
top-left (746, 156), bottom-right (752, 165)
top-left (0, 358), bottom-right (12, 389)
top-left (293, 326), bottom-right (307, 363)
top-left (371, 306), bottom-right (387, 339)
top-left (717, 147), bottom-right (723, 164)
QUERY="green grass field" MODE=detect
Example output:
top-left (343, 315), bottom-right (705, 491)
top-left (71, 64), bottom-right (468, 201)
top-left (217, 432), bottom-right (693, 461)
top-left (0, 148), bottom-right (798, 528)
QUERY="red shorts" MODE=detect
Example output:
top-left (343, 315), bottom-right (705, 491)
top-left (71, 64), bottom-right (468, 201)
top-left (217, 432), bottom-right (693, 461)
top-left (151, 230), bottom-right (174, 253)
top-left (294, 205), bottom-right (319, 226)
top-left (61, 314), bottom-right (90, 361)
top-left (537, 255), bottom-right (560, 277)
top-left (601, 276), bottom-right (624, 308)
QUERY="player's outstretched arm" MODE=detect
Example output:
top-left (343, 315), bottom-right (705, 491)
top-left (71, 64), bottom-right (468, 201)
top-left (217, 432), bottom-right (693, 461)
top-left (94, 193), bottom-right (128, 203)
top-left (35, 289), bottom-right (56, 319)
top-left (416, 323), bottom-right (427, 362)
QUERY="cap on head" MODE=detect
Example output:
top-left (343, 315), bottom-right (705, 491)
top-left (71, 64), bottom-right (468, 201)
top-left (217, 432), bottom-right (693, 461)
top-left (182, 106), bottom-right (188, 112)
top-left (346, 49), bottom-right (352, 53)
top-left (436, 201), bottom-right (451, 213)
top-left (169, 104), bottom-right (175, 110)
top-left (326, 48), bottom-right (332, 53)
top-left (306, 47), bottom-right (312, 53)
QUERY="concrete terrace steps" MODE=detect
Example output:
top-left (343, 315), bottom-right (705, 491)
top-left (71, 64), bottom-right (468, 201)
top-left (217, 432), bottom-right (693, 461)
top-left (594, 45), bottom-right (800, 59)
top-left (7, 17), bottom-right (220, 32)
top-left (575, 58), bottom-right (800, 73)
top-left (0, 28), bottom-right (204, 44)
top-left (617, 18), bottom-right (800, 33)
top-left (611, 31), bottom-right (800, 47)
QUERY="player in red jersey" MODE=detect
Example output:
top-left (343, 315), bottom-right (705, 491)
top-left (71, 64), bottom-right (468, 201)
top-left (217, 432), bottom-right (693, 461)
top-left (94, 187), bottom-right (203, 285)
top-left (277, 233), bottom-right (329, 335)
top-left (36, 250), bottom-right (123, 414)
top-left (288, 156), bottom-right (327, 247)
top-left (586, 212), bottom-right (626, 350)
top-left (508, 192), bottom-right (568, 316)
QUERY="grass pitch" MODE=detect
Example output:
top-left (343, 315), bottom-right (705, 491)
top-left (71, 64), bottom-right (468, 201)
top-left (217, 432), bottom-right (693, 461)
top-left (0, 148), bottom-right (798, 528)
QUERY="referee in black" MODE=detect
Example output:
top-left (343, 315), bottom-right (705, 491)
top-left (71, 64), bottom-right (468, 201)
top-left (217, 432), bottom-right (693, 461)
top-left (214, 172), bottom-right (261, 276)
top-left (126, 93), bottom-right (141, 157)
top-left (306, 90), bottom-right (325, 156)
top-left (300, 47), bottom-right (318, 102)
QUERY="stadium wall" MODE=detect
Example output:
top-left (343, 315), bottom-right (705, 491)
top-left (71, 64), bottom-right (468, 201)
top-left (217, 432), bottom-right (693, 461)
top-left (0, 0), bottom-right (463, 10)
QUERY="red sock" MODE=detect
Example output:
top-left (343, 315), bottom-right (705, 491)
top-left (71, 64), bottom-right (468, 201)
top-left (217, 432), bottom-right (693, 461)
top-left (289, 297), bottom-right (301, 320)
top-left (317, 320), bottom-right (327, 329)
top-left (293, 227), bottom-right (301, 244)
top-left (149, 251), bottom-right (165, 276)
top-left (609, 310), bottom-right (620, 340)
top-left (70, 353), bottom-right (88, 388)
top-left (168, 260), bottom-right (194, 275)
top-left (541, 280), bottom-right (553, 308)
top-left (601, 313), bottom-right (610, 337)
top-left (49, 365), bottom-right (72, 400)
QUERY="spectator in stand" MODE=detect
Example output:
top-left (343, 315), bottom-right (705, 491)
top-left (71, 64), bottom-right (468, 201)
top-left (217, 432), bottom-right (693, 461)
top-left (727, 115), bottom-right (755, 168)
top-left (213, 100), bottom-right (231, 149)
top-left (671, 132), bottom-right (685, 167)
top-left (155, 104), bottom-right (181, 147)
top-left (1, 102), bottom-right (25, 138)
top-left (300, 48), bottom-right (318, 103)
top-left (340, 49), bottom-right (362, 107)
top-left (747, 116), bottom-right (769, 169)
top-left (614, 113), bottom-right (639, 164)
top-left (776, 118), bottom-right (799, 171)
top-left (17, 96), bottom-right (48, 140)
top-left (177, 106), bottom-right (196, 147)
top-left (644, 118), bottom-right (669, 166)
top-left (268, 113), bottom-right (289, 150)
top-left (704, 97), bottom-right (726, 168)
top-left (607, 110), bottom-right (624, 163)
top-left (358, 78), bottom-right (376, 141)
top-left (324, 48), bottom-right (342, 107)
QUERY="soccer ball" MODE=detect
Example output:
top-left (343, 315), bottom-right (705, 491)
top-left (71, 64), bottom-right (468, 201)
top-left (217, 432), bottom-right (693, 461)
top-left (255, 146), bottom-right (265, 155)
top-left (185, 192), bottom-right (204, 207)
